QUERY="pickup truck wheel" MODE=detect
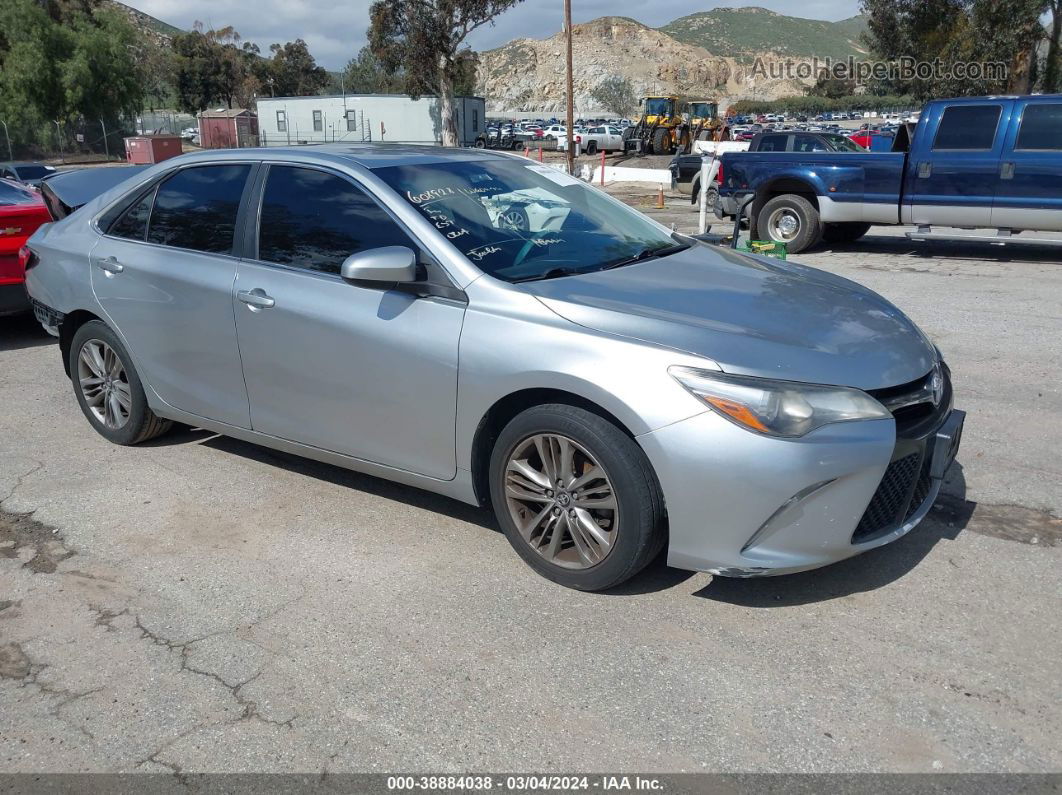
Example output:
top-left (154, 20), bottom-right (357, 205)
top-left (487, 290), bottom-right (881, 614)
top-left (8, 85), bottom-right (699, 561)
top-left (585, 140), bottom-right (598, 155)
top-left (753, 194), bottom-right (822, 254)
top-left (822, 222), bottom-right (871, 244)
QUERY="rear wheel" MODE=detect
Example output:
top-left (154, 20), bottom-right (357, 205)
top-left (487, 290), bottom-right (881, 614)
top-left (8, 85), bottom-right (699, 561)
top-left (752, 194), bottom-right (822, 254)
top-left (822, 222), bottom-right (871, 244)
top-left (489, 404), bottom-right (665, 591)
top-left (69, 320), bottom-right (172, 446)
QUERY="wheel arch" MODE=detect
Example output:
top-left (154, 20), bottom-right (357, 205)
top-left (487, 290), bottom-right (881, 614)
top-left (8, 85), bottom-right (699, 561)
top-left (756, 176), bottom-right (821, 211)
top-left (469, 387), bottom-right (640, 507)
top-left (58, 309), bottom-right (106, 377)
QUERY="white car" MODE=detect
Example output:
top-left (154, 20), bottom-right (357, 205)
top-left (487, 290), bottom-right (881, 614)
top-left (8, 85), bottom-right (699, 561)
top-left (579, 125), bottom-right (625, 154)
top-left (180, 127), bottom-right (199, 140)
top-left (541, 125), bottom-right (568, 140)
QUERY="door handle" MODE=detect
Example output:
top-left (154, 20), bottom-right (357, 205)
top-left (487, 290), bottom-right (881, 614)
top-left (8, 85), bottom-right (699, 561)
top-left (237, 288), bottom-right (275, 310)
top-left (1000, 162), bottom-right (1015, 180)
top-left (96, 256), bottom-right (124, 274)
top-left (917, 161), bottom-right (932, 178)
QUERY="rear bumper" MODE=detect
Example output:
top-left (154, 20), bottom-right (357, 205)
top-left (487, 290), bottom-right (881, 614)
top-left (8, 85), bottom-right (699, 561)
top-left (0, 281), bottom-right (30, 317)
top-left (638, 404), bottom-right (963, 577)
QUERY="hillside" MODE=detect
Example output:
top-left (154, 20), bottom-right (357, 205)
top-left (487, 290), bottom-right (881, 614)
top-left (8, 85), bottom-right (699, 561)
top-left (109, 1), bottom-right (182, 41)
top-left (658, 7), bottom-right (869, 61)
top-left (476, 16), bottom-right (814, 115)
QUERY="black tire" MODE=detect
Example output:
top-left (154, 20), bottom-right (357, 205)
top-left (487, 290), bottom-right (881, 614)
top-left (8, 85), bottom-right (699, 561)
top-left (69, 320), bottom-right (172, 445)
top-left (489, 404), bottom-right (665, 591)
top-left (821, 222), bottom-right (871, 244)
top-left (751, 193), bottom-right (822, 254)
top-left (585, 140), bottom-right (598, 155)
top-left (650, 127), bottom-right (668, 155)
top-left (474, 138), bottom-right (486, 149)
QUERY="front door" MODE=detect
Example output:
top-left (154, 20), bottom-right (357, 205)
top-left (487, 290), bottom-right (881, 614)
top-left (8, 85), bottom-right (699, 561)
top-left (91, 163), bottom-right (255, 428)
top-left (906, 101), bottom-right (1012, 227)
top-left (232, 164), bottom-right (465, 480)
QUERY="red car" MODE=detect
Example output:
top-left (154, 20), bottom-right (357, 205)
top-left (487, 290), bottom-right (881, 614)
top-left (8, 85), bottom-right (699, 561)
top-left (0, 179), bottom-right (51, 316)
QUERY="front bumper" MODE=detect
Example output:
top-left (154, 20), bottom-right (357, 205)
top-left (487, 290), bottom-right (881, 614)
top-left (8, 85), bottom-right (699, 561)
top-left (637, 404), bottom-right (963, 577)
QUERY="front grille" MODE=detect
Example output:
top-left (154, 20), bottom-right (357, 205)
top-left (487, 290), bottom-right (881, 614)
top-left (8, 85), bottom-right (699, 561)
top-left (853, 452), bottom-right (922, 543)
top-left (867, 365), bottom-right (952, 438)
top-left (905, 452), bottom-right (934, 523)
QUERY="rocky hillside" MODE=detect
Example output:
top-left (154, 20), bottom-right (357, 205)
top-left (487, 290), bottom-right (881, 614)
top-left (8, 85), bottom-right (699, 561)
top-left (108, 1), bottom-right (181, 43)
top-left (659, 8), bottom-right (868, 61)
top-left (476, 15), bottom-right (826, 115)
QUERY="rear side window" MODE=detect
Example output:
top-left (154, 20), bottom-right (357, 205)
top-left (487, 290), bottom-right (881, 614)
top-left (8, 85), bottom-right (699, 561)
top-left (793, 135), bottom-right (829, 153)
top-left (257, 165), bottom-right (415, 275)
top-left (146, 165), bottom-right (250, 254)
top-left (933, 105), bottom-right (1002, 150)
top-left (757, 134), bottom-right (788, 152)
top-left (108, 187), bottom-right (156, 241)
top-left (1015, 103), bottom-right (1062, 150)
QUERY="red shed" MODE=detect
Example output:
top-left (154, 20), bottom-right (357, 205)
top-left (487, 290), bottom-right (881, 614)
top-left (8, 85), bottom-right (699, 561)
top-left (124, 135), bottom-right (182, 164)
top-left (197, 109), bottom-right (259, 149)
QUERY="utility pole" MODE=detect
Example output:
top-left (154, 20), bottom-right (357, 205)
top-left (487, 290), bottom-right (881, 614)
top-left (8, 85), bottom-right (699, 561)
top-left (564, 0), bottom-right (575, 175)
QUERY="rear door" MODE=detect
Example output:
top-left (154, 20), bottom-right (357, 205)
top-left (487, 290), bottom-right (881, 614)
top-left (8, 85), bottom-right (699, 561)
top-left (906, 101), bottom-right (1013, 227)
top-left (992, 99), bottom-right (1062, 232)
top-left (91, 163), bottom-right (256, 428)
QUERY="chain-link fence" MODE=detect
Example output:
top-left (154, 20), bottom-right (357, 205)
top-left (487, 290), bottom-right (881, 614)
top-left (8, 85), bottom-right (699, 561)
top-left (0, 111), bottom-right (195, 163)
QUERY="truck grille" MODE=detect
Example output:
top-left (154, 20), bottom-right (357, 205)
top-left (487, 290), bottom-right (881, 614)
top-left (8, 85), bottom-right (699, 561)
top-left (852, 452), bottom-right (922, 543)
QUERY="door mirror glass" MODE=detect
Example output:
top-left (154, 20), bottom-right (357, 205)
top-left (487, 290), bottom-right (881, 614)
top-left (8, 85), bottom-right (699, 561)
top-left (340, 246), bottom-right (417, 283)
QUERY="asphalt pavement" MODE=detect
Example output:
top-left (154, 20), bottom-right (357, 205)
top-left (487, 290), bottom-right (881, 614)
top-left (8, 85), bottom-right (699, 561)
top-left (0, 204), bottom-right (1059, 774)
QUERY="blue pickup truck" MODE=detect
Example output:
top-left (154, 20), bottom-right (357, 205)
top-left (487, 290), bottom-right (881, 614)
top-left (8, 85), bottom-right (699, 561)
top-left (717, 95), bottom-right (1062, 253)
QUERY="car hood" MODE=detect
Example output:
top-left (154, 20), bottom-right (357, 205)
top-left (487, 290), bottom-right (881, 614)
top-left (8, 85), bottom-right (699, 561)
top-left (519, 244), bottom-right (936, 390)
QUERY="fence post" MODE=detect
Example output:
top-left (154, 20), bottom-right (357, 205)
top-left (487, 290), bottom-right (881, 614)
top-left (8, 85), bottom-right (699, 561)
top-left (53, 120), bottom-right (65, 163)
top-left (100, 119), bottom-right (109, 159)
top-left (0, 120), bottom-right (11, 161)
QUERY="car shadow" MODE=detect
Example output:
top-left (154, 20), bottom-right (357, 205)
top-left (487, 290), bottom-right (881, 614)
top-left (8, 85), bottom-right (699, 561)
top-left (818, 234), bottom-right (1062, 262)
top-left (696, 462), bottom-right (972, 607)
top-left (174, 430), bottom-right (499, 532)
top-left (1, 313), bottom-right (56, 352)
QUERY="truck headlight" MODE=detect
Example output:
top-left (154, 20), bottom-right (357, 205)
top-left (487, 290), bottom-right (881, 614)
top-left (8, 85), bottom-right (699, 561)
top-left (669, 366), bottom-right (891, 438)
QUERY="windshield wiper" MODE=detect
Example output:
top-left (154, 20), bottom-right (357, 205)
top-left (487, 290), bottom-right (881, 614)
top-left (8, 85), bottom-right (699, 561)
top-left (510, 267), bottom-right (583, 283)
top-left (601, 243), bottom-right (690, 271)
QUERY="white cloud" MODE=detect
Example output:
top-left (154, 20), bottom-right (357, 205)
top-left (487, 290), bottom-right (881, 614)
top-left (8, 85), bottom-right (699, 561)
top-left (125, 0), bottom-right (861, 70)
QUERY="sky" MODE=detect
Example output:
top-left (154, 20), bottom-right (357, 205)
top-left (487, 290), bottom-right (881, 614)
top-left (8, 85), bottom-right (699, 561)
top-left (124, 0), bottom-right (863, 71)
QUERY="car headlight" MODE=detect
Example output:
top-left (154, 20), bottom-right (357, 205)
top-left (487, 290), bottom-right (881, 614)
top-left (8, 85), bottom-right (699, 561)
top-left (668, 366), bottom-right (891, 438)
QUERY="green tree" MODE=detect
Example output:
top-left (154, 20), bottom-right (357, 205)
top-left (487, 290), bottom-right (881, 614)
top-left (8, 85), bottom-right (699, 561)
top-left (266, 39), bottom-right (330, 97)
top-left (1044, 0), bottom-right (1062, 92)
top-left (590, 76), bottom-right (637, 118)
top-left (368, 0), bottom-right (523, 147)
top-left (341, 47), bottom-right (406, 94)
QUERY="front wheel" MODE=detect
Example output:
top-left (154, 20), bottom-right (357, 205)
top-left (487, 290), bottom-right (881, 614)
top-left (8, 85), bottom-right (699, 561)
top-left (751, 194), bottom-right (822, 254)
top-left (489, 404), bottom-right (665, 591)
top-left (69, 320), bottom-right (172, 445)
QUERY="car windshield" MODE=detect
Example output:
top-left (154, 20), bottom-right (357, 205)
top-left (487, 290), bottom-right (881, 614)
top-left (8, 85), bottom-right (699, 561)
top-left (15, 165), bottom-right (53, 179)
top-left (373, 158), bottom-right (682, 282)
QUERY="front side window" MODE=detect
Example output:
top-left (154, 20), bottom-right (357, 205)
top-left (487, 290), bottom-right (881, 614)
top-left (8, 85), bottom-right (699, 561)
top-left (146, 164), bottom-right (251, 254)
top-left (1015, 103), bottom-right (1062, 150)
top-left (373, 158), bottom-right (682, 283)
top-left (276, 111), bottom-right (287, 133)
top-left (933, 105), bottom-right (1002, 150)
top-left (257, 165), bottom-right (415, 274)
top-left (313, 110), bottom-right (323, 132)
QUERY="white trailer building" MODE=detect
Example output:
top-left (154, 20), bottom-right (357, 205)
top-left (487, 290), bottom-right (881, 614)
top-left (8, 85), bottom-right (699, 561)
top-left (255, 94), bottom-right (486, 147)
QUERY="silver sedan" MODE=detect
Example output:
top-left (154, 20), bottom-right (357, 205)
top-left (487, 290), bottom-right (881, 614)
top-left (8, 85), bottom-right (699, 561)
top-left (24, 145), bottom-right (963, 591)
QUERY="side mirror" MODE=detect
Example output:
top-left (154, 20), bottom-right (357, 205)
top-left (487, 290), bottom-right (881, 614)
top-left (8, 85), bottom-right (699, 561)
top-left (340, 246), bottom-right (417, 283)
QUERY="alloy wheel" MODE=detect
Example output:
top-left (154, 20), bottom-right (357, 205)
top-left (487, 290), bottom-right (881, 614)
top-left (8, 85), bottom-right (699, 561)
top-left (503, 433), bottom-right (618, 569)
top-left (77, 339), bottom-right (132, 430)
top-left (767, 207), bottom-right (801, 242)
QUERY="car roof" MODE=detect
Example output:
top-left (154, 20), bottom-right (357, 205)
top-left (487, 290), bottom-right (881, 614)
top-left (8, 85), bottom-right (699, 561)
top-left (160, 143), bottom-right (514, 170)
top-left (1, 161), bottom-right (50, 169)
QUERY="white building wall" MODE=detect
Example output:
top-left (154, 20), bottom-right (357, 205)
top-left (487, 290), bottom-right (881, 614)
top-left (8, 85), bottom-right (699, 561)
top-left (255, 95), bottom-right (486, 147)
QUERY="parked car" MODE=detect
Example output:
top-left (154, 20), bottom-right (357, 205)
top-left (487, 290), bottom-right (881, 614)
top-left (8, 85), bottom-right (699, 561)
top-left (541, 125), bottom-right (567, 140)
top-left (718, 95), bottom-right (1062, 252)
top-left (578, 125), bottom-right (625, 154)
top-left (1, 161), bottom-right (58, 188)
top-left (848, 129), bottom-right (896, 152)
top-left (25, 145), bottom-right (963, 590)
top-left (0, 179), bottom-right (52, 316)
